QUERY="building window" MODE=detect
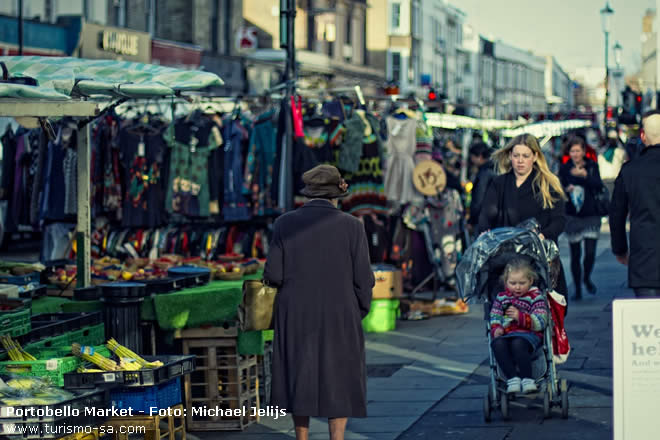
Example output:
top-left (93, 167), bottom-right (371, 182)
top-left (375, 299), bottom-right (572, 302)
top-left (346, 10), bottom-right (352, 44)
top-left (464, 56), bottom-right (471, 74)
top-left (391, 3), bottom-right (401, 30)
top-left (391, 52), bottom-right (401, 83)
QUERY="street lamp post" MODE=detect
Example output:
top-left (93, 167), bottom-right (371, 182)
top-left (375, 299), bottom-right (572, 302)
top-left (613, 41), bottom-right (622, 68)
top-left (600, 2), bottom-right (614, 122)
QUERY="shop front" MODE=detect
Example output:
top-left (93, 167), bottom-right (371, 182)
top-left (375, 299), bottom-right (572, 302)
top-left (79, 22), bottom-right (150, 63)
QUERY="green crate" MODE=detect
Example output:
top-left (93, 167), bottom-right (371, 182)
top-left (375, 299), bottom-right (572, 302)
top-left (362, 299), bottom-right (400, 333)
top-left (2, 321), bottom-right (31, 338)
top-left (24, 333), bottom-right (71, 352)
top-left (0, 345), bottom-right (111, 387)
top-left (0, 307), bottom-right (31, 335)
top-left (68, 323), bottom-right (105, 346)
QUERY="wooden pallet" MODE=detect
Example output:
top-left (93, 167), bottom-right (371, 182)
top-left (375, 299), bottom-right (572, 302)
top-left (102, 403), bottom-right (186, 440)
top-left (176, 328), bottom-right (258, 431)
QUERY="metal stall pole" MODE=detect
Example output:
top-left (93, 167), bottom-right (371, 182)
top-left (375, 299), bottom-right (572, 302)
top-left (76, 123), bottom-right (91, 287)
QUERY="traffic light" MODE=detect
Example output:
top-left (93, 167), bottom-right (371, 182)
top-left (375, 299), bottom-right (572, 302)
top-left (635, 93), bottom-right (642, 117)
top-left (427, 88), bottom-right (437, 101)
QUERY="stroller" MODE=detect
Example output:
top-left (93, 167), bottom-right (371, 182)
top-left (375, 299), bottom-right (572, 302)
top-left (456, 220), bottom-right (569, 421)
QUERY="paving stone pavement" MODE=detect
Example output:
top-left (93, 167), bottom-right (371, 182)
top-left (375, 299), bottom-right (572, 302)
top-left (190, 228), bottom-right (626, 439)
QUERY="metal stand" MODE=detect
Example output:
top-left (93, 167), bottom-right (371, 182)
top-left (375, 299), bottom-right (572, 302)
top-left (0, 100), bottom-right (102, 288)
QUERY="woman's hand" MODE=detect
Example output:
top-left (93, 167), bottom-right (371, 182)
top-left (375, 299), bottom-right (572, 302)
top-left (570, 166), bottom-right (587, 177)
top-left (538, 233), bottom-right (545, 241)
top-left (566, 184), bottom-right (575, 193)
top-left (493, 328), bottom-right (504, 338)
top-left (505, 306), bottom-right (520, 322)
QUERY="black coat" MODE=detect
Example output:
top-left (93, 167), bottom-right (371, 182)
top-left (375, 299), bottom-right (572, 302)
top-left (610, 144), bottom-right (660, 288)
top-left (559, 159), bottom-right (603, 217)
top-left (469, 161), bottom-right (495, 226)
top-left (264, 199), bottom-right (375, 417)
top-left (477, 170), bottom-right (566, 242)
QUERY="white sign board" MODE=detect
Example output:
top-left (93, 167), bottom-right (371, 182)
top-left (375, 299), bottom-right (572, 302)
top-left (613, 299), bottom-right (660, 440)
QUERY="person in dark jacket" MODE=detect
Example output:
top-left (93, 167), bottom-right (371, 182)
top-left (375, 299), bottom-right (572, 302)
top-left (264, 164), bottom-right (375, 440)
top-left (610, 110), bottom-right (660, 297)
top-left (478, 134), bottom-right (568, 298)
top-left (469, 142), bottom-right (495, 232)
top-left (559, 135), bottom-right (604, 300)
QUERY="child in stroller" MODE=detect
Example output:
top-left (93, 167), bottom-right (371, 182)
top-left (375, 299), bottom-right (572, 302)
top-left (456, 220), bottom-right (569, 420)
top-left (490, 258), bottom-right (548, 394)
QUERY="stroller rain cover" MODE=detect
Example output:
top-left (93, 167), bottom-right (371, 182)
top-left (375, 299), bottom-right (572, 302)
top-left (456, 219), bottom-right (559, 303)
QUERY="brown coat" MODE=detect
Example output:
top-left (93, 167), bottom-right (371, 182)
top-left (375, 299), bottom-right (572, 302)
top-left (264, 199), bottom-right (374, 417)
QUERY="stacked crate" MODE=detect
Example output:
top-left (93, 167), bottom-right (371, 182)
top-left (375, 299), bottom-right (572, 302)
top-left (175, 325), bottom-right (259, 431)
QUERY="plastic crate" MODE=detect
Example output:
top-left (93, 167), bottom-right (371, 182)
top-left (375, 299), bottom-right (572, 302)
top-left (27, 312), bottom-right (102, 342)
top-left (0, 272), bottom-right (40, 286)
top-left (67, 323), bottom-right (105, 346)
top-left (0, 346), bottom-right (110, 387)
top-left (0, 307), bottom-right (31, 336)
top-left (110, 377), bottom-right (182, 413)
top-left (23, 333), bottom-right (71, 353)
top-left (362, 299), bottom-right (400, 333)
top-left (63, 355), bottom-right (195, 389)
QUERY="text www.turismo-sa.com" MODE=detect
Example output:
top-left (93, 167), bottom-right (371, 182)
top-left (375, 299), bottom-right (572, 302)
top-left (2, 423), bottom-right (146, 436)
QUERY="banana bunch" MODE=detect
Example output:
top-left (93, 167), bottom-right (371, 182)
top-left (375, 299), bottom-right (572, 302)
top-left (106, 338), bottom-right (163, 369)
top-left (0, 335), bottom-right (36, 361)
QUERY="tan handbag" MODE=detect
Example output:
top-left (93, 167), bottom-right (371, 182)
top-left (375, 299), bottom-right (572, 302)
top-left (239, 279), bottom-right (278, 331)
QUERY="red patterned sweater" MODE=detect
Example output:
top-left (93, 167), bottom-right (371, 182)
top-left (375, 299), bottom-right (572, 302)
top-left (490, 287), bottom-right (548, 339)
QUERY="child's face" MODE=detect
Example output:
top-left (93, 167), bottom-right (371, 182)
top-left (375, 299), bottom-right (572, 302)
top-left (506, 270), bottom-right (533, 297)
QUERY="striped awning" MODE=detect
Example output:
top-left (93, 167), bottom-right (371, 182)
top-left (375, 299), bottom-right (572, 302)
top-left (0, 56), bottom-right (224, 100)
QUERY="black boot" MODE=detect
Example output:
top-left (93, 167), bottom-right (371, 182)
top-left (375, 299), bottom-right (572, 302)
top-left (572, 286), bottom-right (582, 301)
top-left (585, 279), bottom-right (597, 295)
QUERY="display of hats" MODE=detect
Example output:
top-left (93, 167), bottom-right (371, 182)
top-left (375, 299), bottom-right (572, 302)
top-left (412, 160), bottom-right (447, 195)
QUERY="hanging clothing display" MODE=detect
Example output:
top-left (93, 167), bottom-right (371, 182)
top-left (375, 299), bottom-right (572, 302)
top-left (222, 118), bottom-right (250, 221)
top-left (339, 111), bottom-right (388, 216)
top-left (244, 109), bottom-right (279, 217)
top-left (384, 116), bottom-right (419, 206)
top-left (165, 118), bottom-right (218, 218)
top-left (120, 122), bottom-right (167, 227)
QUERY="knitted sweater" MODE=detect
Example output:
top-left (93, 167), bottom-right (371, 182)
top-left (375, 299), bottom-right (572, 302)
top-left (490, 287), bottom-right (548, 339)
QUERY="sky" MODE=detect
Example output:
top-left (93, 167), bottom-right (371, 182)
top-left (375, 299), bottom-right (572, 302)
top-left (453, 0), bottom-right (655, 75)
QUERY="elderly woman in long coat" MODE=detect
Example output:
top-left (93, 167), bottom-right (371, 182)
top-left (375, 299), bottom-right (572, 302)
top-left (264, 164), bottom-right (375, 440)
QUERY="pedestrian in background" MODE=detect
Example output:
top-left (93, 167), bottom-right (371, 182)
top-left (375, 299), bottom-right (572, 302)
top-left (597, 129), bottom-right (627, 199)
top-left (559, 135), bottom-right (604, 300)
top-left (468, 142), bottom-right (494, 234)
top-left (610, 110), bottom-right (660, 297)
top-left (478, 134), bottom-right (568, 298)
top-left (264, 164), bottom-right (375, 440)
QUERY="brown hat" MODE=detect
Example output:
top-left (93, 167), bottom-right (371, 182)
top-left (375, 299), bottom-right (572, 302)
top-left (300, 164), bottom-right (349, 199)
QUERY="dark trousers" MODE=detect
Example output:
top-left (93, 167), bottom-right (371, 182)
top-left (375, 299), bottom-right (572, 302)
top-left (492, 336), bottom-right (534, 379)
top-left (569, 238), bottom-right (598, 297)
top-left (634, 287), bottom-right (660, 298)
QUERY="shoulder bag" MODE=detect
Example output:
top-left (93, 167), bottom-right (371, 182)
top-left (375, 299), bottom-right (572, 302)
top-left (239, 279), bottom-right (278, 331)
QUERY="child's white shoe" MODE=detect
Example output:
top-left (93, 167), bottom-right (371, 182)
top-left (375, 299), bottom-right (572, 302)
top-left (506, 377), bottom-right (521, 393)
top-left (521, 378), bottom-right (538, 393)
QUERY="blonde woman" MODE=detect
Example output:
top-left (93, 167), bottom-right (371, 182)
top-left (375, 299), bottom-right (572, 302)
top-left (478, 134), bottom-right (569, 299)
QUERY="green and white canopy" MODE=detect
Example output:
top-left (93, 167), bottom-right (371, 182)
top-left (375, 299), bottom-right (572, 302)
top-left (0, 56), bottom-right (223, 100)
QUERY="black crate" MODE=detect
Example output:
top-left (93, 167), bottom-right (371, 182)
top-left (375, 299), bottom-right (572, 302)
top-left (63, 355), bottom-right (196, 389)
top-left (27, 312), bottom-right (102, 342)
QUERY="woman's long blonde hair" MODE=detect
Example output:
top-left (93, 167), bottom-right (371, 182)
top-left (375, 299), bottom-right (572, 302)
top-left (492, 134), bottom-right (566, 209)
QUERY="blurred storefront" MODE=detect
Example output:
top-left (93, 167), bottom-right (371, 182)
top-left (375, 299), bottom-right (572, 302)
top-left (79, 22), bottom-right (150, 63)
